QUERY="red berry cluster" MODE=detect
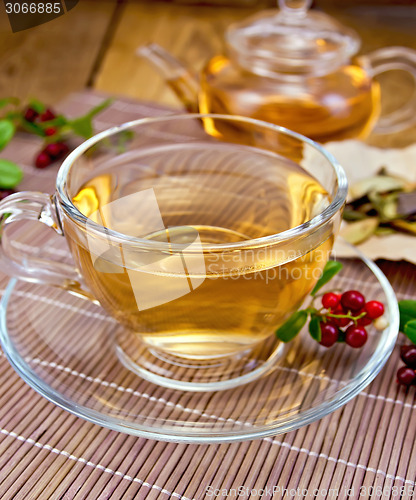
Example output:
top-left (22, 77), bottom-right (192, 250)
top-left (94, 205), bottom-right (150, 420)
top-left (319, 290), bottom-right (385, 348)
top-left (23, 106), bottom-right (69, 169)
top-left (24, 106), bottom-right (55, 125)
top-left (397, 345), bottom-right (416, 386)
top-left (35, 142), bottom-right (69, 169)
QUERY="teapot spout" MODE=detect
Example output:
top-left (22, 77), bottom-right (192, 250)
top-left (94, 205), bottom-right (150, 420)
top-left (137, 43), bottom-right (200, 113)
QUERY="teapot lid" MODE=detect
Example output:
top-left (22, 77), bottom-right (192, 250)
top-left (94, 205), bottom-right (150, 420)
top-left (226, 0), bottom-right (361, 78)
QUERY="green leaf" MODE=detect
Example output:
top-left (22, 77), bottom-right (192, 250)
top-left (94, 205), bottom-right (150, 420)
top-left (0, 97), bottom-right (19, 108)
top-left (116, 129), bottom-right (135, 153)
top-left (87, 97), bottom-right (113, 117)
top-left (311, 261), bottom-right (343, 297)
top-left (399, 300), bottom-right (416, 332)
top-left (28, 98), bottom-right (45, 114)
top-left (18, 117), bottom-right (45, 137)
top-left (0, 120), bottom-right (15, 151)
top-left (5, 111), bottom-right (22, 121)
top-left (69, 116), bottom-right (93, 139)
top-left (68, 98), bottom-right (112, 139)
top-left (404, 319), bottom-right (416, 344)
top-left (0, 159), bottom-right (23, 188)
top-left (275, 310), bottom-right (308, 342)
top-left (401, 314), bottom-right (414, 333)
top-left (45, 115), bottom-right (67, 127)
top-left (337, 329), bottom-right (346, 343)
top-left (308, 315), bottom-right (321, 342)
top-left (399, 300), bottom-right (416, 318)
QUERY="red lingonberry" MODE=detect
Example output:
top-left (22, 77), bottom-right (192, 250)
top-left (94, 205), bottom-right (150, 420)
top-left (45, 143), bottom-right (61, 158)
top-left (39, 108), bottom-right (56, 122)
top-left (345, 325), bottom-right (368, 348)
top-left (24, 107), bottom-right (38, 122)
top-left (319, 322), bottom-right (339, 348)
top-left (0, 189), bottom-right (16, 201)
top-left (45, 127), bottom-right (57, 137)
top-left (400, 345), bottom-right (416, 369)
top-left (57, 142), bottom-right (69, 157)
top-left (397, 366), bottom-right (416, 386)
top-left (322, 292), bottom-right (340, 310)
top-left (356, 308), bottom-right (372, 327)
top-left (44, 142), bottom-right (69, 160)
top-left (365, 300), bottom-right (384, 320)
top-left (341, 290), bottom-right (365, 311)
top-left (35, 151), bottom-right (51, 169)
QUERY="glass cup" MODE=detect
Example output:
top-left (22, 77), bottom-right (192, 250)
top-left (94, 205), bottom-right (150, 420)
top-left (0, 114), bottom-right (347, 391)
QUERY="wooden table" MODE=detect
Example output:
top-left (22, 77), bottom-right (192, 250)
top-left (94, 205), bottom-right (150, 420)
top-left (0, 2), bottom-right (416, 499)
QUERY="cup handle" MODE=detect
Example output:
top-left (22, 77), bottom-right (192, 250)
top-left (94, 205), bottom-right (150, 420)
top-left (0, 191), bottom-right (96, 301)
top-left (361, 46), bottom-right (416, 134)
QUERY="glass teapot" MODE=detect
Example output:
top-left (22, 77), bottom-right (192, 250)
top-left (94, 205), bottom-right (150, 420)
top-left (139, 0), bottom-right (416, 143)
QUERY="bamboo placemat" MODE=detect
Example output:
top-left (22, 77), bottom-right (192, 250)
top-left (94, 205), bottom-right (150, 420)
top-left (0, 91), bottom-right (415, 500)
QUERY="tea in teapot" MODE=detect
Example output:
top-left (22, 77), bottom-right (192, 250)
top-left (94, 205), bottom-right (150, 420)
top-left (139, 0), bottom-right (416, 143)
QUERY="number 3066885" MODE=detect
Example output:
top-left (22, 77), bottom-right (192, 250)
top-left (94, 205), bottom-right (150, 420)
top-left (5, 3), bottom-right (62, 14)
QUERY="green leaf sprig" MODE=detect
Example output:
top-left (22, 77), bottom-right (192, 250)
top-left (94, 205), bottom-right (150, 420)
top-left (274, 310), bottom-right (308, 343)
top-left (275, 260), bottom-right (415, 348)
top-left (0, 159), bottom-right (23, 188)
top-left (275, 261), bottom-right (346, 343)
top-left (398, 300), bottom-right (416, 344)
top-left (0, 100), bottom-right (22, 188)
top-left (0, 96), bottom-right (114, 191)
top-left (68, 98), bottom-right (112, 139)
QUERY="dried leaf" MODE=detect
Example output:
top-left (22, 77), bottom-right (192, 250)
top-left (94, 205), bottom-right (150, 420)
top-left (368, 192), bottom-right (398, 221)
top-left (344, 167), bottom-right (416, 241)
top-left (341, 217), bottom-right (379, 245)
top-left (398, 191), bottom-right (416, 216)
top-left (375, 226), bottom-right (395, 236)
top-left (389, 219), bottom-right (416, 236)
top-left (360, 203), bottom-right (378, 216)
top-left (342, 209), bottom-right (367, 221)
top-left (377, 166), bottom-right (389, 175)
top-left (377, 167), bottom-right (414, 187)
top-left (347, 194), bottom-right (370, 208)
top-left (349, 175), bottom-right (407, 199)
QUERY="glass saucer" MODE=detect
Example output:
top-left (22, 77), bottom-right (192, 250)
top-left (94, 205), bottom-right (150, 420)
top-left (0, 240), bottom-right (399, 444)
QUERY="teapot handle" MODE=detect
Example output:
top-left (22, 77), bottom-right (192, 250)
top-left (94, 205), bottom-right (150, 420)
top-left (362, 47), bottom-right (416, 135)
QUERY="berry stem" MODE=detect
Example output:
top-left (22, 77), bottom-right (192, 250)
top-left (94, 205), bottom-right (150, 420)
top-left (326, 311), bottom-right (366, 321)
